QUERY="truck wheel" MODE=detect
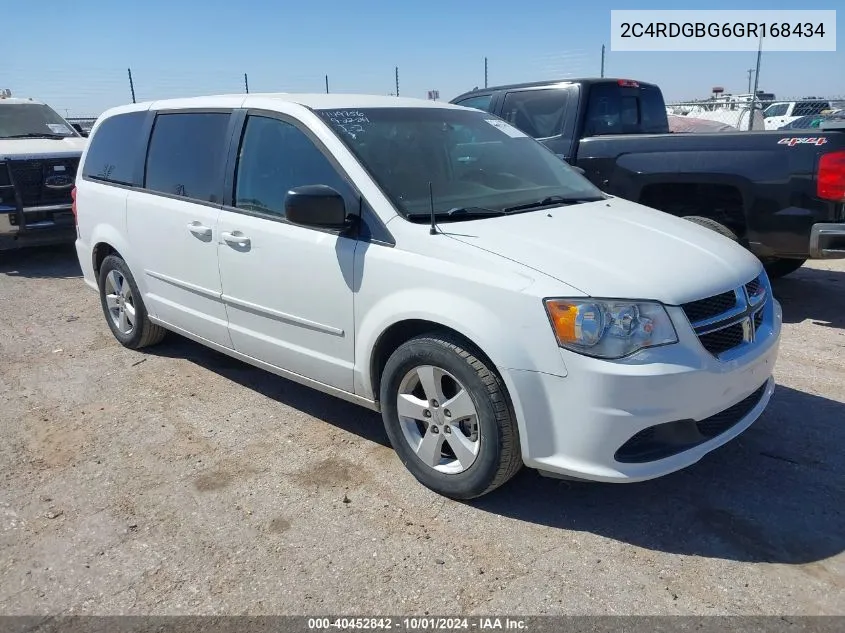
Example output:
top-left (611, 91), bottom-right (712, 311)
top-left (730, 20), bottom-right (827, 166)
top-left (379, 332), bottom-right (522, 500)
top-left (763, 257), bottom-right (807, 279)
top-left (682, 216), bottom-right (739, 242)
top-left (98, 255), bottom-right (166, 349)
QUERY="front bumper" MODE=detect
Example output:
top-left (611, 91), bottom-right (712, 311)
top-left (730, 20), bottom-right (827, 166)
top-left (809, 222), bottom-right (845, 259)
top-left (503, 299), bottom-right (782, 483)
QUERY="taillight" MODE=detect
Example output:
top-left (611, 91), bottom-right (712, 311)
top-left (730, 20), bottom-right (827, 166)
top-left (817, 151), bottom-right (845, 201)
top-left (617, 79), bottom-right (640, 88)
top-left (71, 186), bottom-right (77, 223)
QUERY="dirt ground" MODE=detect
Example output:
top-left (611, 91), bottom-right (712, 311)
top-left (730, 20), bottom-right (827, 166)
top-left (1, 245), bottom-right (843, 615)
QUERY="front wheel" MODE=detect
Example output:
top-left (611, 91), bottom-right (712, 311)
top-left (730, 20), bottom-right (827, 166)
top-left (682, 216), bottom-right (739, 242)
top-left (379, 333), bottom-right (522, 499)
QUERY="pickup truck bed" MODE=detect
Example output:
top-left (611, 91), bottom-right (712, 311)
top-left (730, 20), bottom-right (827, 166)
top-left (452, 79), bottom-right (845, 277)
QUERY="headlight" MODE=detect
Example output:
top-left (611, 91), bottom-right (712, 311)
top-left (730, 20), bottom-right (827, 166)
top-left (544, 299), bottom-right (678, 359)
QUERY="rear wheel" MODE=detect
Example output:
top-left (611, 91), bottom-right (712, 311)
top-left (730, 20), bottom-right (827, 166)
top-left (763, 257), bottom-right (807, 279)
top-left (682, 216), bottom-right (739, 242)
top-left (379, 332), bottom-right (522, 499)
top-left (98, 255), bottom-right (166, 349)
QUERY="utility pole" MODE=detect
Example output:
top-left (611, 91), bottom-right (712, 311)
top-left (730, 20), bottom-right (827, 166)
top-left (244, 73), bottom-right (249, 94)
top-left (746, 68), bottom-right (755, 94)
top-left (395, 66), bottom-right (399, 97)
top-left (600, 45), bottom-right (605, 78)
top-left (325, 74), bottom-right (329, 94)
top-left (484, 57), bottom-right (488, 88)
top-left (127, 68), bottom-right (136, 104)
top-left (749, 34), bottom-right (763, 131)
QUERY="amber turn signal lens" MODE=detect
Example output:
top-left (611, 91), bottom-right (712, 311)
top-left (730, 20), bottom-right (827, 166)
top-left (545, 300), bottom-right (579, 345)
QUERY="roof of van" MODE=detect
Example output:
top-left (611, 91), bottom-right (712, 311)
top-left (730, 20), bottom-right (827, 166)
top-left (100, 93), bottom-right (467, 118)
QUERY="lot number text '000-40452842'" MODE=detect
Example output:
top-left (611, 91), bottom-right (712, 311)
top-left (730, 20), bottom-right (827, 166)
top-left (306, 617), bottom-right (528, 630)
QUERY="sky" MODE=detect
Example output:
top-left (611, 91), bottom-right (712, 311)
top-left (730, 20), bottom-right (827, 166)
top-left (4, 0), bottom-right (842, 117)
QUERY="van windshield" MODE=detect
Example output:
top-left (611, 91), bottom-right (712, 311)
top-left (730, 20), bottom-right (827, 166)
top-left (0, 104), bottom-right (79, 139)
top-left (315, 107), bottom-right (605, 220)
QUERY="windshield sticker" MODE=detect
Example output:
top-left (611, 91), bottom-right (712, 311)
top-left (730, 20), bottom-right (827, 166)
top-left (484, 119), bottom-right (528, 138)
top-left (46, 123), bottom-right (71, 135)
top-left (777, 136), bottom-right (828, 147)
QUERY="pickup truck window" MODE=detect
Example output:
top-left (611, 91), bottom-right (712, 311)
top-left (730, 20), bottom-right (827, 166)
top-left (793, 101), bottom-right (829, 117)
top-left (501, 89), bottom-right (570, 139)
top-left (455, 94), bottom-right (493, 112)
top-left (317, 107), bottom-right (603, 219)
top-left (764, 103), bottom-right (789, 117)
top-left (0, 103), bottom-right (79, 139)
top-left (584, 83), bottom-right (668, 136)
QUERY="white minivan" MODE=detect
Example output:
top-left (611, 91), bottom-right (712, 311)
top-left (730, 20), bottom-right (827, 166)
top-left (73, 94), bottom-right (782, 499)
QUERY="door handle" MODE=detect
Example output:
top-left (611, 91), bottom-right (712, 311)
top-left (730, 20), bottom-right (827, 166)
top-left (187, 222), bottom-right (213, 238)
top-left (221, 231), bottom-right (251, 248)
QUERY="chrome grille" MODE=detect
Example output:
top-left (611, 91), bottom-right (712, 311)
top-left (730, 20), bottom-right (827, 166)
top-left (682, 273), bottom-right (769, 359)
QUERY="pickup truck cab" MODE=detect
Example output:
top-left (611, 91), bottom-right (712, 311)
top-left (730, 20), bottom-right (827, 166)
top-left (74, 94), bottom-right (781, 499)
top-left (452, 79), bottom-right (845, 278)
top-left (763, 99), bottom-right (831, 130)
top-left (0, 90), bottom-right (87, 250)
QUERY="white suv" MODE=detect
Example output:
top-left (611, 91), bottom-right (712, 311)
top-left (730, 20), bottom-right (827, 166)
top-left (74, 94), bottom-right (782, 499)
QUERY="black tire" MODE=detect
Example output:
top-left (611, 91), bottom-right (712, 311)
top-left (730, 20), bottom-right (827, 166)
top-left (98, 255), bottom-right (166, 349)
top-left (763, 257), bottom-right (807, 279)
top-left (682, 216), bottom-right (739, 241)
top-left (379, 332), bottom-right (522, 500)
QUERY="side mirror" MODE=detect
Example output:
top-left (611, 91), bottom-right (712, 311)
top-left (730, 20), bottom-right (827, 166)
top-left (70, 123), bottom-right (88, 137)
top-left (285, 185), bottom-right (351, 230)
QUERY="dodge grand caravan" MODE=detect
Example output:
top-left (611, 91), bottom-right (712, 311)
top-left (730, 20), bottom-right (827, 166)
top-left (73, 94), bottom-right (782, 499)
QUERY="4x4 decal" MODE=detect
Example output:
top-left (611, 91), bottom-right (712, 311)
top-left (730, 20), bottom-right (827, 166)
top-left (777, 137), bottom-right (828, 147)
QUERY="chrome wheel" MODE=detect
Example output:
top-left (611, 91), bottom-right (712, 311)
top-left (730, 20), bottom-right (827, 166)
top-left (104, 269), bottom-right (136, 335)
top-left (396, 365), bottom-right (480, 474)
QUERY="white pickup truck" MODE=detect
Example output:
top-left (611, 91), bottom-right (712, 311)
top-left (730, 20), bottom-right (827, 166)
top-left (0, 90), bottom-right (88, 250)
top-left (762, 99), bottom-right (831, 130)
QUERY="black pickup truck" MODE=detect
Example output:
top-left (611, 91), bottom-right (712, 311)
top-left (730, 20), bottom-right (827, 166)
top-left (451, 79), bottom-right (845, 278)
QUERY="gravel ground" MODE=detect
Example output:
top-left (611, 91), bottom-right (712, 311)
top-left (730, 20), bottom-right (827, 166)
top-left (1, 245), bottom-right (843, 616)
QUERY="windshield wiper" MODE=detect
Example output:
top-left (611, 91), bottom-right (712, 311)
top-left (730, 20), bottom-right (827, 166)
top-left (504, 195), bottom-right (605, 213)
top-left (407, 206), bottom-right (507, 220)
top-left (4, 133), bottom-right (67, 140)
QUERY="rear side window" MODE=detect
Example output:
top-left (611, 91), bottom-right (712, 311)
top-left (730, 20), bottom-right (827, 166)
top-left (81, 112), bottom-right (146, 185)
top-left (583, 83), bottom-right (668, 136)
top-left (793, 101), bottom-right (828, 117)
top-left (144, 112), bottom-right (230, 203)
top-left (455, 94), bottom-right (494, 112)
top-left (501, 89), bottom-right (570, 138)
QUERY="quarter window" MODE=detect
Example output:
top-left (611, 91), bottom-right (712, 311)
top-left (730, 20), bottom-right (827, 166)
top-left (455, 94), bottom-right (494, 112)
top-left (234, 115), bottom-right (350, 218)
top-left (81, 112), bottom-right (146, 186)
top-left (144, 112), bottom-right (230, 203)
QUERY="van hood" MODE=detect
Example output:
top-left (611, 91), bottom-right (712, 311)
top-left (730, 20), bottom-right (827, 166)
top-left (0, 137), bottom-right (87, 160)
top-left (442, 197), bottom-right (763, 305)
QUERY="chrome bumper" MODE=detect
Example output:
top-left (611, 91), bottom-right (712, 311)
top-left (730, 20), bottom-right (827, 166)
top-left (810, 222), bottom-right (845, 259)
